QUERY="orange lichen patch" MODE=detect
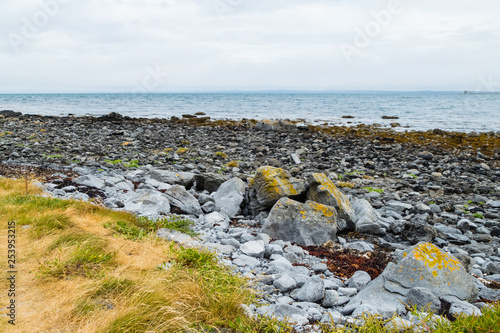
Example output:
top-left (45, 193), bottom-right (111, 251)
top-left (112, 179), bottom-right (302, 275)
top-left (247, 178), bottom-right (254, 187)
top-left (411, 242), bottom-right (461, 273)
top-left (254, 166), bottom-right (299, 196)
top-left (121, 141), bottom-right (133, 146)
top-left (306, 201), bottom-right (336, 218)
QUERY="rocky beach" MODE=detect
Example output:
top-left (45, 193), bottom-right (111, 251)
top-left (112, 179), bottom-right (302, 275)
top-left (1, 110), bottom-right (500, 332)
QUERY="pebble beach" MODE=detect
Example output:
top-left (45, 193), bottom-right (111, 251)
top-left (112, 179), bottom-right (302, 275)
top-left (1, 110), bottom-right (500, 331)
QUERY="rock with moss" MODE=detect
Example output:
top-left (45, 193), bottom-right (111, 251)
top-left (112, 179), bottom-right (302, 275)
top-left (261, 197), bottom-right (338, 246)
top-left (252, 166), bottom-right (307, 208)
top-left (307, 173), bottom-right (356, 231)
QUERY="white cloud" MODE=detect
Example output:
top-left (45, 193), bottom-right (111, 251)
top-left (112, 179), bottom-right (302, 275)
top-left (1, 0), bottom-right (499, 92)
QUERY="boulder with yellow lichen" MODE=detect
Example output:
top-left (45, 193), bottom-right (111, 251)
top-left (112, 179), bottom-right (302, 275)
top-left (307, 173), bottom-right (357, 231)
top-left (252, 166), bottom-right (307, 208)
top-left (261, 197), bottom-right (338, 246)
top-left (343, 242), bottom-right (479, 319)
top-left (383, 242), bottom-right (478, 301)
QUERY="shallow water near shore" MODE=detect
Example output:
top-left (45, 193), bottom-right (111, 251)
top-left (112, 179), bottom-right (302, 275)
top-left (1, 92), bottom-right (499, 133)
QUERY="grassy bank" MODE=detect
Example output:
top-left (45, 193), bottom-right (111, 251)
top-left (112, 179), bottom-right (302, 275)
top-left (0, 178), bottom-right (287, 332)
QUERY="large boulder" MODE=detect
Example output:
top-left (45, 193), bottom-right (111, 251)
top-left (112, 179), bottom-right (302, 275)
top-left (261, 197), bottom-right (338, 246)
top-left (213, 177), bottom-right (246, 218)
top-left (123, 189), bottom-right (171, 219)
top-left (307, 173), bottom-right (356, 231)
top-left (164, 185), bottom-right (202, 216)
top-left (344, 242), bottom-right (479, 319)
top-left (252, 166), bottom-right (307, 208)
top-left (383, 242), bottom-right (478, 301)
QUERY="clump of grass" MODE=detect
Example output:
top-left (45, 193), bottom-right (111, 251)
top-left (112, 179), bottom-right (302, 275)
top-left (0, 131), bottom-right (13, 137)
top-left (104, 159), bottom-right (122, 165)
top-left (38, 237), bottom-right (115, 278)
top-left (123, 159), bottom-right (140, 168)
top-left (337, 181), bottom-right (355, 189)
top-left (215, 151), bottom-right (228, 159)
top-left (107, 215), bottom-right (197, 240)
top-left (363, 187), bottom-right (384, 194)
top-left (473, 212), bottom-right (484, 219)
top-left (176, 147), bottom-right (189, 154)
top-left (227, 160), bottom-right (239, 168)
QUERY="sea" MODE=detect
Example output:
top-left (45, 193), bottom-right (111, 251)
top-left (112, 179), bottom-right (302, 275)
top-left (1, 92), bottom-right (499, 133)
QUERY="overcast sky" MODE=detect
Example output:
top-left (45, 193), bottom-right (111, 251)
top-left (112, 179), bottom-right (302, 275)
top-left (1, 0), bottom-right (499, 93)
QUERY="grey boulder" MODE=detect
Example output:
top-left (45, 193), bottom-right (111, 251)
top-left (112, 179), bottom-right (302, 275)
top-left (261, 197), bottom-right (338, 246)
top-left (352, 199), bottom-right (387, 236)
top-left (123, 189), bottom-right (170, 219)
top-left (295, 276), bottom-right (325, 303)
top-left (164, 185), bottom-right (202, 216)
top-left (213, 177), bottom-right (246, 218)
top-left (74, 174), bottom-right (105, 189)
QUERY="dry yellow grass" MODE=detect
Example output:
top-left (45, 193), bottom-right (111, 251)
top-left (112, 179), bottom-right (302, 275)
top-left (0, 178), bottom-right (255, 333)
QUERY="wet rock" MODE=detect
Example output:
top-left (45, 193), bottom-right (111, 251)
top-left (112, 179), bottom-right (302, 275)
top-left (262, 197), bottom-right (338, 246)
top-left (401, 218), bottom-right (437, 245)
top-left (0, 110), bottom-right (22, 117)
top-left (99, 112), bottom-right (124, 122)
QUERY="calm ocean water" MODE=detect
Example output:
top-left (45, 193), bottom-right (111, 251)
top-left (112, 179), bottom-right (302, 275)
top-left (0, 93), bottom-right (499, 133)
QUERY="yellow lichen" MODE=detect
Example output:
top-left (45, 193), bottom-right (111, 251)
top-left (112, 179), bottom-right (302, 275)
top-left (412, 243), bottom-right (461, 274)
top-left (254, 166), bottom-right (300, 197)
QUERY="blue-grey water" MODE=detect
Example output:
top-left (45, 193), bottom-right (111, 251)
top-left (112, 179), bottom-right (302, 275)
top-left (0, 93), bottom-right (499, 133)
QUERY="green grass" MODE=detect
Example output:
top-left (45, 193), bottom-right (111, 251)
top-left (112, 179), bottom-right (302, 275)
top-left (38, 236), bottom-right (116, 279)
top-left (104, 159), bottom-right (122, 165)
top-left (106, 215), bottom-right (198, 240)
top-left (473, 213), bottom-right (484, 219)
top-left (43, 154), bottom-right (62, 159)
top-left (346, 170), bottom-right (365, 176)
top-left (215, 151), bottom-right (228, 159)
top-left (363, 187), bottom-right (384, 194)
top-left (0, 131), bottom-right (13, 137)
top-left (123, 159), bottom-right (140, 168)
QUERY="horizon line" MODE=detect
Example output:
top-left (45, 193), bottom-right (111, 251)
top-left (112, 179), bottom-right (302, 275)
top-left (0, 89), bottom-right (478, 94)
